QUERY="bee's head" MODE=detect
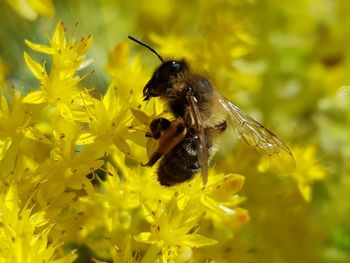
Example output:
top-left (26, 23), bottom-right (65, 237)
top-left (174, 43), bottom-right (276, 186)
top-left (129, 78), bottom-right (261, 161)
top-left (143, 60), bottom-right (188, 101)
top-left (128, 36), bottom-right (189, 101)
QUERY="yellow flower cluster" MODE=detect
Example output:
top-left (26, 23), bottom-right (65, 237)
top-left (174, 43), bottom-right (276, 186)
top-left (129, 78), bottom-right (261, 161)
top-left (0, 21), bottom-right (248, 262)
top-left (0, 186), bottom-right (76, 262)
top-left (3, 0), bottom-right (349, 261)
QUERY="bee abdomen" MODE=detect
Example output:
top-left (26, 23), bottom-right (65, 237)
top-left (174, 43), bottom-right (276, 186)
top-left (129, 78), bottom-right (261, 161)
top-left (157, 156), bottom-right (199, 186)
top-left (157, 132), bottom-right (211, 186)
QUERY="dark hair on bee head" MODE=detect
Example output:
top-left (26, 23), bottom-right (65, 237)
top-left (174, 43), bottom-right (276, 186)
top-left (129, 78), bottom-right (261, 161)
top-left (128, 36), bottom-right (164, 63)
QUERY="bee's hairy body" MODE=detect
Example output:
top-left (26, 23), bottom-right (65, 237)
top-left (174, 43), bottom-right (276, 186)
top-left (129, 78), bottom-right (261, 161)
top-left (167, 73), bottom-right (215, 121)
top-left (157, 129), bottom-right (213, 186)
top-left (142, 60), bottom-right (226, 186)
top-left (129, 35), bottom-right (294, 187)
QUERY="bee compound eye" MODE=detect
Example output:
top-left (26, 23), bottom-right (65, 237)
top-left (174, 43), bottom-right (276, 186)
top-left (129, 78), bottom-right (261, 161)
top-left (171, 62), bottom-right (181, 71)
top-left (164, 61), bottom-right (181, 73)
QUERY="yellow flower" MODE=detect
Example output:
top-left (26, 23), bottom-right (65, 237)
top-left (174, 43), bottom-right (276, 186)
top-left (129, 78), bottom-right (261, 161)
top-left (150, 33), bottom-right (197, 62)
top-left (135, 194), bottom-right (218, 262)
top-left (23, 21), bottom-right (92, 106)
top-left (175, 172), bottom-right (248, 223)
top-left (0, 89), bottom-right (40, 171)
top-left (75, 83), bottom-right (133, 157)
top-left (106, 42), bottom-right (149, 101)
top-left (0, 186), bottom-right (77, 263)
top-left (2, 0), bottom-right (350, 261)
top-left (5, 0), bottom-right (55, 21)
top-left (291, 145), bottom-right (328, 202)
top-left (132, 171), bottom-right (247, 262)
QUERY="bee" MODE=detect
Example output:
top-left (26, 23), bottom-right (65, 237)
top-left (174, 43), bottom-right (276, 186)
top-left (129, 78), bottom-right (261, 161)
top-left (128, 36), bottom-right (294, 186)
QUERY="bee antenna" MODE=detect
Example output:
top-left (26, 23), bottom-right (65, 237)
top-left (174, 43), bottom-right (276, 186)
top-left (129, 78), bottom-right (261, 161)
top-left (128, 35), bottom-right (164, 63)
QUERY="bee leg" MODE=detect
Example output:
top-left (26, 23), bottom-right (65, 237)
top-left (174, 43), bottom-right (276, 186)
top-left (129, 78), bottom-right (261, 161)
top-left (141, 151), bottom-right (162, 167)
top-left (205, 120), bottom-right (227, 136)
top-left (142, 119), bottom-right (187, 167)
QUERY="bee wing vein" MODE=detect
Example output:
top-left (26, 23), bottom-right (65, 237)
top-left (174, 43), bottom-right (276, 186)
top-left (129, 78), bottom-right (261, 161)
top-left (219, 96), bottom-right (293, 158)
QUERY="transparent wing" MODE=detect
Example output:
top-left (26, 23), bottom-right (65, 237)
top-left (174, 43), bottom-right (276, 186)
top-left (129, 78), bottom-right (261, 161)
top-left (186, 94), bottom-right (209, 185)
top-left (218, 96), bottom-right (295, 171)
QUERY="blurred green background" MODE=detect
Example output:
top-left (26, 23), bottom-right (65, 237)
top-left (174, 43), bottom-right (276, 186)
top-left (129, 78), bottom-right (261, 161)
top-left (1, 0), bottom-right (350, 262)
